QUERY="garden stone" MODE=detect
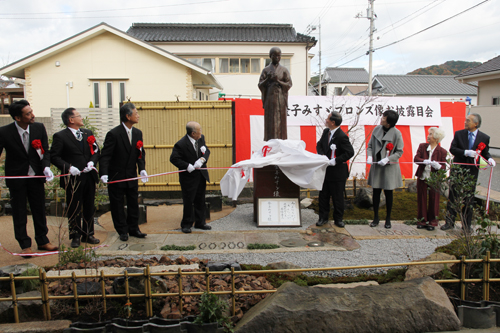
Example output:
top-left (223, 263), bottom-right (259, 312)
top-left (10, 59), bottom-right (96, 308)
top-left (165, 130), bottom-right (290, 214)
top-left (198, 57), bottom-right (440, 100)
top-left (0, 291), bottom-right (44, 323)
top-left (405, 252), bottom-right (456, 281)
top-left (458, 305), bottom-right (496, 329)
top-left (235, 277), bottom-right (459, 333)
top-left (300, 198), bottom-right (313, 208)
top-left (112, 268), bottom-right (149, 294)
top-left (76, 281), bottom-right (102, 295)
top-left (353, 188), bottom-right (385, 209)
top-left (207, 261), bottom-right (241, 272)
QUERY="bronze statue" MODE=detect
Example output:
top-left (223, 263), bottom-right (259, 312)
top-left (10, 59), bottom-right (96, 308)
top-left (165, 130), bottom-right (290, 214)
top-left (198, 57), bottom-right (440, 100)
top-left (258, 47), bottom-right (292, 141)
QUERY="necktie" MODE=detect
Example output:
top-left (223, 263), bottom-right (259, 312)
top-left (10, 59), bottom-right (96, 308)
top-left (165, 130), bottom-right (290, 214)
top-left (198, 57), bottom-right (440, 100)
top-left (23, 131), bottom-right (29, 153)
top-left (468, 132), bottom-right (474, 150)
top-left (127, 129), bottom-right (132, 145)
top-left (75, 130), bottom-right (82, 141)
top-left (195, 140), bottom-right (199, 157)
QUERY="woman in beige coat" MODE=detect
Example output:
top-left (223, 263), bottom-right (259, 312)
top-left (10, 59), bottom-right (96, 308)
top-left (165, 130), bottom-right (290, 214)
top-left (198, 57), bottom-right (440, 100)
top-left (367, 110), bottom-right (404, 229)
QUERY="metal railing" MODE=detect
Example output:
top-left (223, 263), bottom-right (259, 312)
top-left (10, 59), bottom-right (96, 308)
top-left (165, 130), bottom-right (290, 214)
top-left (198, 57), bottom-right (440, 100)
top-left (0, 251), bottom-right (497, 323)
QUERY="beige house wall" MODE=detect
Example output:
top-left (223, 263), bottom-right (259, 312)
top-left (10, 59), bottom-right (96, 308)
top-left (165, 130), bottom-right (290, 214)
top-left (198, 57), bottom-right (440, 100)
top-left (27, 32), bottom-right (196, 117)
top-left (470, 105), bottom-right (500, 148)
top-left (153, 42), bottom-right (311, 98)
top-left (478, 78), bottom-right (500, 105)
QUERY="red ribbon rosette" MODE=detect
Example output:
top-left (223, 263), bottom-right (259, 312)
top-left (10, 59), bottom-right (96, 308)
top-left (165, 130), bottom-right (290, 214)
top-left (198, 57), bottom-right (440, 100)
top-left (386, 143), bottom-right (394, 157)
top-left (31, 139), bottom-right (44, 160)
top-left (136, 140), bottom-right (143, 159)
top-left (87, 135), bottom-right (97, 155)
top-left (475, 142), bottom-right (487, 169)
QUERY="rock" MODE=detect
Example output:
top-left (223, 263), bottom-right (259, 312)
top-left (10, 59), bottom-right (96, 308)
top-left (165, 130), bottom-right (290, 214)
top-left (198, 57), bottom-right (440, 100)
top-left (407, 180), bottom-right (417, 193)
top-left (353, 188), bottom-right (385, 209)
top-left (300, 198), bottom-right (313, 208)
top-left (76, 281), bottom-right (102, 295)
top-left (235, 277), bottom-right (460, 333)
top-left (112, 267), bottom-right (162, 295)
top-left (0, 291), bottom-right (45, 323)
top-left (312, 281), bottom-right (379, 288)
top-left (207, 261), bottom-right (241, 272)
top-left (0, 320), bottom-right (72, 333)
top-left (0, 263), bottom-right (42, 291)
top-left (405, 252), bottom-right (457, 281)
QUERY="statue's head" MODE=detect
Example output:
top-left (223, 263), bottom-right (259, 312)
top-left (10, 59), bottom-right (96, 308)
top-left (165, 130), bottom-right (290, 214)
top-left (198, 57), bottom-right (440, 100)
top-left (269, 47), bottom-right (281, 65)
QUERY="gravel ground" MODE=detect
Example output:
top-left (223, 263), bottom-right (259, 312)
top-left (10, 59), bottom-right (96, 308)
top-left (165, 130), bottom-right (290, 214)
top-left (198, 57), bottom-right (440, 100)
top-left (101, 203), bottom-right (452, 277)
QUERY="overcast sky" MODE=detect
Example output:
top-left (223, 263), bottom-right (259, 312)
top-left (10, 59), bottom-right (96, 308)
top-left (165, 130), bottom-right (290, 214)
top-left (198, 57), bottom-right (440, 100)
top-left (1, 0), bottom-right (498, 77)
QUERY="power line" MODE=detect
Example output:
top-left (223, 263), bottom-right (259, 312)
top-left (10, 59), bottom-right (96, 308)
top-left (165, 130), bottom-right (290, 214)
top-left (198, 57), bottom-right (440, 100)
top-left (374, 0), bottom-right (490, 51)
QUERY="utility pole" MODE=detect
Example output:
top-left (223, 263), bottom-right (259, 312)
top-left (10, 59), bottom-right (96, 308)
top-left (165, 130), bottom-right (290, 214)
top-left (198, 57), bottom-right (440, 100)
top-left (356, 0), bottom-right (376, 96)
top-left (368, 0), bottom-right (375, 96)
top-left (318, 19), bottom-right (322, 96)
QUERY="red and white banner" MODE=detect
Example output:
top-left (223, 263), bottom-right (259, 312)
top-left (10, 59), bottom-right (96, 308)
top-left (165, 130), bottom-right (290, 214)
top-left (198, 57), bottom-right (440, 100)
top-left (230, 97), bottom-right (466, 180)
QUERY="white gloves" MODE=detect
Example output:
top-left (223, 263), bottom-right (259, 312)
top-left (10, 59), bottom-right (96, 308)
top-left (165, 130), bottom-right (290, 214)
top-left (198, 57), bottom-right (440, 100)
top-left (378, 157), bottom-right (389, 166)
top-left (423, 159), bottom-right (431, 165)
top-left (464, 150), bottom-right (478, 158)
top-left (43, 167), bottom-right (54, 182)
top-left (328, 158), bottom-right (336, 166)
top-left (140, 170), bottom-right (149, 183)
top-left (488, 158), bottom-right (496, 167)
top-left (431, 161), bottom-right (441, 170)
top-left (82, 162), bottom-right (94, 173)
top-left (69, 166), bottom-right (81, 176)
top-left (187, 164), bottom-right (195, 173)
top-left (193, 158), bottom-right (205, 169)
top-left (101, 175), bottom-right (108, 184)
top-left (367, 156), bottom-right (373, 165)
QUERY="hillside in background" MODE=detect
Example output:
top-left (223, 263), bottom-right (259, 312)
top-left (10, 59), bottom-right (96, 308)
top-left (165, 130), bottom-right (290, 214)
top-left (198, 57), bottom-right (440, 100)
top-left (408, 60), bottom-right (481, 75)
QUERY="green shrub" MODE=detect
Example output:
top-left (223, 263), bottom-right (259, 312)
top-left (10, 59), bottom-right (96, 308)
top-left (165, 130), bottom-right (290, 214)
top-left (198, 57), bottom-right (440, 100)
top-left (160, 244), bottom-right (196, 251)
top-left (20, 267), bottom-right (40, 292)
top-left (247, 243), bottom-right (279, 250)
top-left (58, 244), bottom-right (99, 266)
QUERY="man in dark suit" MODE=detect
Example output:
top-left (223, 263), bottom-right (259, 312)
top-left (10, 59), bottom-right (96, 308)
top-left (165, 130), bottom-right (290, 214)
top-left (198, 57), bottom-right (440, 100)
top-left (51, 107), bottom-right (100, 248)
top-left (442, 113), bottom-right (496, 232)
top-left (0, 100), bottom-right (56, 256)
top-left (316, 111), bottom-right (354, 228)
top-left (99, 103), bottom-right (148, 241)
top-left (170, 121), bottom-right (211, 233)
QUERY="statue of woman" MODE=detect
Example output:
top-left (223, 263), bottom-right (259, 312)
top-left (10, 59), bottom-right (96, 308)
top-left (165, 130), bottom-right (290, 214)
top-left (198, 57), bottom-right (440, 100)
top-left (258, 47), bottom-right (293, 141)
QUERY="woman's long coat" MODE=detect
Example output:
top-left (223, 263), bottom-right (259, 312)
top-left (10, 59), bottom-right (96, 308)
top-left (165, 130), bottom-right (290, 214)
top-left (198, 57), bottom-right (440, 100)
top-left (367, 125), bottom-right (404, 190)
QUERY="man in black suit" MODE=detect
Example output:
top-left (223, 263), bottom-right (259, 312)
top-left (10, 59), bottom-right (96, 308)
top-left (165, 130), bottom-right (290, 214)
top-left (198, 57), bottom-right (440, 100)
top-left (99, 103), bottom-right (148, 241)
top-left (442, 113), bottom-right (496, 232)
top-left (51, 108), bottom-right (101, 248)
top-left (316, 111), bottom-right (354, 228)
top-left (170, 121), bottom-right (211, 233)
top-left (0, 100), bottom-right (56, 256)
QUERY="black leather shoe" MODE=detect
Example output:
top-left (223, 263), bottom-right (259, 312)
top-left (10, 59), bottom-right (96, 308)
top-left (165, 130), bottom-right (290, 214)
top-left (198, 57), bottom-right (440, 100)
top-left (426, 226), bottom-right (435, 231)
top-left (440, 223), bottom-right (454, 231)
top-left (82, 235), bottom-right (100, 244)
top-left (119, 234), bottom-right (129, 241)
top-left (334, 220), bottom-right (345, 228)
top-left (194, 225), bottom-right (212, 230)
top-left (71, 237), bottom-right (81, 248)
top-left (417, 225), bottom-right (426, 229)
top-left (369, 219), bottom-right (379, 227)
top-left (129, 230), bottom-right (147, 238)
top-left (181, 228), bottom-right (192, 234)
top-left (316, 219), bottom-right (328, 226)
top-left (384, 222), bottom-right (391, 229)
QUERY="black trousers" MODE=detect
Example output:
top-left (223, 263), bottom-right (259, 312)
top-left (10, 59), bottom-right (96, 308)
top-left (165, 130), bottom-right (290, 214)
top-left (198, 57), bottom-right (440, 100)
top-left (64, 173), bottom-right (96, 239)
top-left (108, 183), bottom-right (139, 235)
top-left (9, 178), bottom-right (49, 249)
top-left (180, 173), bottom-right (207, 229)
top-left (446, 183), bottom-right (475, 228)
top-left (318, 179), bottom-right (346, 222)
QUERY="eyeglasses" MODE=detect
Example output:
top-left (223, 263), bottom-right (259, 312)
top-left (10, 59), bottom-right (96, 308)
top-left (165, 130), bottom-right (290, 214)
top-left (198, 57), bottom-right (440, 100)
top-left (71, 115), bottom-right (82, 118)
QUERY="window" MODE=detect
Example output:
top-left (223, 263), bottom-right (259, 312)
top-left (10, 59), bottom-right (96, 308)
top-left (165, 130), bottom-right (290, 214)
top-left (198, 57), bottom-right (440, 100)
top-left (119, 82), bottom-right (126, 104)
top-left (219, 58), bottom-right (229, 73)
top-left (493, 97), bottom-right (500, 105)
top-left (334, 87), bottom-right (342, 96)
top-left (93, 82), bottom-right (100, 108)
top-left (187, 58), bottom-right (215, 71)
top-left (106, 82), bottom-right (113, 108)
top-left (251, 59), bottom-right (260, 73)
top-left (229, 59), bottom-right (239, 73)
top-left (265, 58), bottom-right (291, 71)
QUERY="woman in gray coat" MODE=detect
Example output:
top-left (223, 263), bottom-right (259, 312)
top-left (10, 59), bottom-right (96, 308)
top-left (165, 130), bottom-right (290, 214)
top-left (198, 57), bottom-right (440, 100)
top-left (367, 110), bottom-right (404, 229)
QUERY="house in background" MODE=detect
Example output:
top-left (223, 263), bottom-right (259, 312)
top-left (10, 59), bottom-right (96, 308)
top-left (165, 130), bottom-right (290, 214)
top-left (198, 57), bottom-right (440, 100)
top-left (455, 55), bottom-right (500, 147)
top-left (0, 22), bottom-right (222, 117)
top-left (368, 74), bottom-right (477, 104)
top-left (313, 67), bottom-right (368, 96)
top-left (126, 23), bottom-right (317, 99)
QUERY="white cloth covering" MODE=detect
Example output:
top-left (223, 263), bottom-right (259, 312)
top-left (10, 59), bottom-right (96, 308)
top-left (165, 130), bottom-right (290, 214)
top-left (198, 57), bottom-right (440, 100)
top-left (220, 139), bottom-right (329, 200)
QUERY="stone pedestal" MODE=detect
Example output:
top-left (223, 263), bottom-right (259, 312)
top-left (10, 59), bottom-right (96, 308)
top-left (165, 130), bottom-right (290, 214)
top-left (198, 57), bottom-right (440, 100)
top-left (253, 165), bottom-right (300, 222)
